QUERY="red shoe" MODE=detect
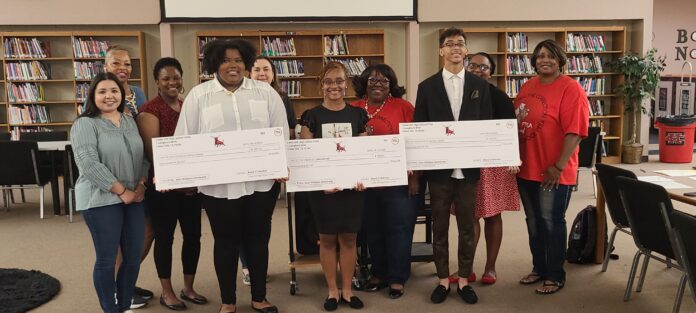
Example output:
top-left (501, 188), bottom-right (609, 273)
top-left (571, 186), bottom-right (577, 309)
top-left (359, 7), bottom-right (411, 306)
top-left (481, 271), bottom-right (497, 285)
top-left (449, 273), bottom-right (476, 284)
top-left (468, 272), bottom-right (477, 283)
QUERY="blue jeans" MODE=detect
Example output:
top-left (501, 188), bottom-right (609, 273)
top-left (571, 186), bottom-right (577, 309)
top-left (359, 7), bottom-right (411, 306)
top-left (517, 178), bottom-right (572, 284)
top-left (83, 203), bottom-right (145, 313)
top-left (364, 186), bottom-right (417, 285)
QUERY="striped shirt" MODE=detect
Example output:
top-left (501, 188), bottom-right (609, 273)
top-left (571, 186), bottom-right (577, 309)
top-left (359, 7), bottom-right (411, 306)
top-left (71, 113), bottom-right (150, 211)
top-left (174, 76), bottom-right (289, 200)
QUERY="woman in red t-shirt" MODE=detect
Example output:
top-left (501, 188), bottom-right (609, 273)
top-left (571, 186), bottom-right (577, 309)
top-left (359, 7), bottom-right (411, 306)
top-left (351, 64), bottom-right (419, 299)
top-left (513, 40), bottom-right (589, 295)
top-left (137, 57), bottom-right (207, 309)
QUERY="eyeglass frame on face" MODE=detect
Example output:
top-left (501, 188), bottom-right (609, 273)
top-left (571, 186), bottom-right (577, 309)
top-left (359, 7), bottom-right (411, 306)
top-left (466, 62), bottom-right (491, 72)
top-left (367, 77), bottom-right (390, 86)
top-left (321, 78), bottom-right (346, 86)
top-left (441, 41), bottom-right (466, 49)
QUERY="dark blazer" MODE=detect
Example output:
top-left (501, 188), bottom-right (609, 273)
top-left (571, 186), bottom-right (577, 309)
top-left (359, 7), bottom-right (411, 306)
top-left (413, 70), bottom-right (501, 183)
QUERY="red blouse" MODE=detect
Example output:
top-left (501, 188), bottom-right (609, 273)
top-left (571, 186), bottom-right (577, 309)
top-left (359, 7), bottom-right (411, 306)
top-left (140, 95), bottom-right (182, 137)
top-left (350, 97), bottom-right (414, 136)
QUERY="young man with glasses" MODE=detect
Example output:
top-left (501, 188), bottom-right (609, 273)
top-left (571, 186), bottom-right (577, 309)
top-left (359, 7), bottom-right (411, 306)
top-left (412, 27), bottom-right (495, 305)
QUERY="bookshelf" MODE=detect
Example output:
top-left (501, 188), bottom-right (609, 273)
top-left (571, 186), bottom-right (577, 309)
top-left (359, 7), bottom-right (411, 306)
top-left (0, 31), bottom-right (146, 139)
top-left (195, 29), bottom-right (385, 120)
top-left (440, 26), bottom-right (626, 163)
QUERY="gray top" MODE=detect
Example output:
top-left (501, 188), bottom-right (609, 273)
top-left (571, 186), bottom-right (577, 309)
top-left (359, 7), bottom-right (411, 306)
top-left (70, 113), bottom-right (149, 211)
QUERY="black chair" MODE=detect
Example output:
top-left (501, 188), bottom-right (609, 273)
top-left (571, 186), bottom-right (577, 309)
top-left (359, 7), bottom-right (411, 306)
top-left (595, 163), bottom-right (637, 272)
top-left (575, 126), bottom-right (602, 197)
top-left (0, 141), bottom-right (51, 218)
top-left (616, 176), bottom-right (685, 308)
top-left (65, 145), bottom-right (79, 222)
top-left (663, 209), bottom-right (696, 311)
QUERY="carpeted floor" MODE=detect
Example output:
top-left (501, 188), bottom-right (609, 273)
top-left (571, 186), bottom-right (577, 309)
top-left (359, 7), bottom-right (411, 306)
top-left (1, 156), bottom-right (695, 312)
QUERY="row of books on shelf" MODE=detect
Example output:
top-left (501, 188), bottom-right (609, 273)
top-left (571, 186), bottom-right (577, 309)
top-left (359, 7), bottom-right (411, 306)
top-left (505, 77), bottom-right (529, 98)
top-left (3, 38), bottom-right (50, 58)
top-left (280, 81), bottom-right (301, 98)
top-left (262, 37), bottom-right (296, 56)
top-left (74, 61), bottom-right (104, 80)
top-left (590, 99), bottom-right (606, 116)
top-left (273, 60), bottom-right (305, 77)
top-left (76, 83), bottom-right (89, 102)
top-left (10, 127), bottom-right (53, 140)
top-left (7, 83), bottom-right (45, 102)
top-left (507, 32), bottom-right (528, 52)
top-left (575, 77), bottom-right (606, 96)
top-left (506, 55), bottom-right (534, 75)
top-left (326, 57), bottom-right (368, 76)
top-left (4, 61), bottom-right (51, 80)
top-left (197, 37), bottom-right (216, 57)
top-left (8, 104), bottom-right (51, 124)
top-left (566, 33), bottom-right (606, 52)
top-left (72, 37), bottom-right (110, 59)
top-left (567, 55), bottom-right (604, 74)
top-left (324, 34), bottom-right (350, 56)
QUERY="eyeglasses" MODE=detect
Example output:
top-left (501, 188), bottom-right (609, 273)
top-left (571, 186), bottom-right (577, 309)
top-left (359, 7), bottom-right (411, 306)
top-left (442, 41), bottom-right (466, 49)
top-left (321, 78), bottom-right (346, 86)
top-left (466, 62), bottom-right (491, 72)
top-left (367, 77), bottom-right (390, 86)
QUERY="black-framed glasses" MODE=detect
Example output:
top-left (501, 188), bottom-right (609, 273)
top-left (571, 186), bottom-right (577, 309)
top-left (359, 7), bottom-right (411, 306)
top-left (367, 77), bottom-right (390, 86)
top-left (466, 62), bottom-right (491, 72)
top-left (442, 41), bottom-right (466, 49)
top-left (321, 78), bottom-right (346, 86)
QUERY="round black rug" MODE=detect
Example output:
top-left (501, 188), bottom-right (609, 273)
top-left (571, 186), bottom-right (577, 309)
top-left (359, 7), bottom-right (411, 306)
top-left (0, 269), bottom-right (60, 313)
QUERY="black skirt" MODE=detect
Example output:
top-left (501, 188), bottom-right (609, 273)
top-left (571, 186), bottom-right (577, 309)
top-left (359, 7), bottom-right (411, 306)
top-left (308, 189), bottom-right (365, 234)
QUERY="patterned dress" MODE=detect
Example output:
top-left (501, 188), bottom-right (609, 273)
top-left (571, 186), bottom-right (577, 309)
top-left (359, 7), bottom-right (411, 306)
top-left (474, 167), bottom-right (520, 219)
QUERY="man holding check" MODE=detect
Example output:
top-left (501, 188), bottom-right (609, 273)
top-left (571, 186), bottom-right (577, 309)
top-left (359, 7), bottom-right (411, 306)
top-left (413, 27), bottom-right (499, 305)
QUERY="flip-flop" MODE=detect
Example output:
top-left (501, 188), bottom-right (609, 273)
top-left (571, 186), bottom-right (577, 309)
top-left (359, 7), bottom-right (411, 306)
top-left (519, 273), bottom-right (542, 285)
top-left (535, 281), bottom-right (564, 295)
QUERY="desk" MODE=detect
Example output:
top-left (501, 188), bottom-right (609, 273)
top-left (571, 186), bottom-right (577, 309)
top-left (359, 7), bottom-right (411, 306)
top-left (37, 141), bottom-right (70, 215)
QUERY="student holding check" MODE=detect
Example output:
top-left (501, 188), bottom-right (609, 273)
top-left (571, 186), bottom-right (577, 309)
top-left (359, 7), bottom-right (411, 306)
top-left (174, 39), bottom-right (288, 313)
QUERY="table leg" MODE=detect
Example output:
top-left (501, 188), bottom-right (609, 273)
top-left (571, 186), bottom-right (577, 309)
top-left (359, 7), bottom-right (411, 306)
top-left (50, 151), bottom-right (61, 215)
top-left (62, 151), bottom-right (70, 215)
top-left (594, 181), bottom-right (607, 264)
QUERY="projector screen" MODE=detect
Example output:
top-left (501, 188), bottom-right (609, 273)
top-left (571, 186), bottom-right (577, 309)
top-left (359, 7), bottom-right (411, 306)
top-left (160, 0), bottom-right (417, 22)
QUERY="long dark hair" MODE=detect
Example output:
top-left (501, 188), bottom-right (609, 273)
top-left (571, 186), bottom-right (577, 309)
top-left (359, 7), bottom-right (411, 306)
top-left (353, 63), bottom-right (406, 99)
top-left (79, 72), bottom-right (125, 118)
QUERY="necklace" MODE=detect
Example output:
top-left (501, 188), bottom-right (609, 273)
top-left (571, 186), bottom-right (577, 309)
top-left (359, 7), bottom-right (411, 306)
top-left (364, 97), bottom-right (389, 119)
top-left (125, 89), bottom-right (137, 114)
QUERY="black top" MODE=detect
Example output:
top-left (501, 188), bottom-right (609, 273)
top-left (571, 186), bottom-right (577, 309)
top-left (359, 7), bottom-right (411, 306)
top-left (280, 92), bottom-right (297, 129)
top-left (489, 83), bottom-right (516, 119)
top-left (300, 103), bottom-right (368, 138)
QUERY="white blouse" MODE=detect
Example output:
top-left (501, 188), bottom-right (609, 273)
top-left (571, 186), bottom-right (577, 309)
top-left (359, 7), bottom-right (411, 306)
top-left (174, 77), bottom-right (289, 200)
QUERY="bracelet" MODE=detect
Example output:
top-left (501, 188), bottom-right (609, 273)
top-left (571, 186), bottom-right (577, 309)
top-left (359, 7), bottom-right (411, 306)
top-left (553, 163), bottom-right (564, 171)
top-left (117, 188), bottom-right (127, 196)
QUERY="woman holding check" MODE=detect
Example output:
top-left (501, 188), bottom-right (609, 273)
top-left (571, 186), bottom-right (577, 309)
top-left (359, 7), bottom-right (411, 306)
top-left (174, 39), bottom-right (288, 313)
top-left (300, 61), bottom-right (368, 311)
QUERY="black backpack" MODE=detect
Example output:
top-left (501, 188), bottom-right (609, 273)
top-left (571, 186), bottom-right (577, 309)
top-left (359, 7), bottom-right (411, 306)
top-left (567, 205), bottom-right (606, 264)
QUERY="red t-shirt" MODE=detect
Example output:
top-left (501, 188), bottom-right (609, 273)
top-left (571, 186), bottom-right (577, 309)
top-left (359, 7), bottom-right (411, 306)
top-left (350, 97), bottom-right (414, 135)
top-left (139, 95), bottom-right (182, 137)
top-left (513, 76), bottom-right (590, 185)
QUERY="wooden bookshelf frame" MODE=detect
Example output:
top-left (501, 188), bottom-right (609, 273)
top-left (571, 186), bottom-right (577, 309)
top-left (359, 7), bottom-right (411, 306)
top-left (440, 26), bottom-right (626, 163)
top-left (194, 29), bottom-right (385, 120)
top-left (0, 31), bottom-right (146, 139)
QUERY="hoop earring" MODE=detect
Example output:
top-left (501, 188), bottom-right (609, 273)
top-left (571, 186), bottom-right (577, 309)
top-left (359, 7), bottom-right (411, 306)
top-left (179, 86), bottom-right (186, 94)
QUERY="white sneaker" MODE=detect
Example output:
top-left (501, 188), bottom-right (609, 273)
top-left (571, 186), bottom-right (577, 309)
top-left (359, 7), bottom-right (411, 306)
top-left (130, 295), bottom-right (148, 309)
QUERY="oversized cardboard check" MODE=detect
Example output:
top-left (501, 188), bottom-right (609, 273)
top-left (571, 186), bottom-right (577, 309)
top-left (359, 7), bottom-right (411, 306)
top-left (286, 135), bottom-right (408, 192)
top-left (152, 127), bottom-right (288, 190)
top-left (400, 119), bottom-right (520, 170)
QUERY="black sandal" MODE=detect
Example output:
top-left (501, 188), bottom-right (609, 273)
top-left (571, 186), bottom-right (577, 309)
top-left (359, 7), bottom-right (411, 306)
top-left (519, 273), bottom-right (542, 285)
top-left (535, 281), bottom-right (564, 295)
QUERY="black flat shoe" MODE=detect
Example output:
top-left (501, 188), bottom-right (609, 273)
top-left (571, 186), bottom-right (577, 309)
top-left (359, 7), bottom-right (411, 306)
top-left (180, 290), bottom-right (208, 305)
top-left (159, 296), bottom-right (186, 311)
top-left (251, 305), bottom-right (278, 313)
top-left (430, 285), bottom-right (450, 304)
top-left (324, 297), bottom-right (339, 311)
top-left (388, 287), bottom-right (404, 299)
top-left (134, 286), bottom-right (154, 300)
top-left (364, 281), bottom-right (388, 292)
top-left (457, 285), bottom-right (478, 304)
top-left (340, 295), bottom-right (364, 309)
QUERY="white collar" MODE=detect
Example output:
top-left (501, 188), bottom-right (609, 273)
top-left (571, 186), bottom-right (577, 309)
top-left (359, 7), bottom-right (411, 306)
top-left (211, 75), bottom-right (252, 93)
top-left (442, 67), bottom-right (465, 80)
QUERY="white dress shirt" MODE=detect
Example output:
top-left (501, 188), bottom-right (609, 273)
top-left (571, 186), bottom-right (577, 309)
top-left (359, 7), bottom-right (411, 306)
top-left (174, 76), bottom-right (289, 199)
top-left (442, 68), bottom-right (466, 179)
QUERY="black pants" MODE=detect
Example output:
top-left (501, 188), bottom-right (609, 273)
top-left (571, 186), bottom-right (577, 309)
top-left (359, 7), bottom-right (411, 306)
top-left (202, 183), bottom-right (280, 305)
top-left (147, 188), bottom-right (202, 279)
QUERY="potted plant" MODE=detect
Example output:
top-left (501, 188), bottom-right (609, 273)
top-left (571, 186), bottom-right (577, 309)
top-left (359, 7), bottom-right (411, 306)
top-left (611, 48), bottom-right (666, 164)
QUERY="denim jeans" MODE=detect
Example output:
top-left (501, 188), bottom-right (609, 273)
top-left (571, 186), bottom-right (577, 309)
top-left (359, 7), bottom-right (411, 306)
top-left (364, 186), bottom-right (418, 285)
top-left (83, 202), bottom-right (145, 313)
top-left (517, 178), bottom-right (573, 284)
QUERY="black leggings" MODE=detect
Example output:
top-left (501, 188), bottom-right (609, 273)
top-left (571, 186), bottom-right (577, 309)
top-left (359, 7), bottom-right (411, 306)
top-left (202, 183), bottom-right (280, 305)
top-left (147, 189), bottom-right (202, 279)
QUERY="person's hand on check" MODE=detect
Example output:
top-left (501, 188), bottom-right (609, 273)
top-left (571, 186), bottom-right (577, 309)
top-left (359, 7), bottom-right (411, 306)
top-left (324, 187), bottom-right (342, 194)
top-left (508, 166), bottom-right (520, 174)
top-left (355, 182), bottom-right (366, 192)
top-left (275, 168), bottom-right (290, 183)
